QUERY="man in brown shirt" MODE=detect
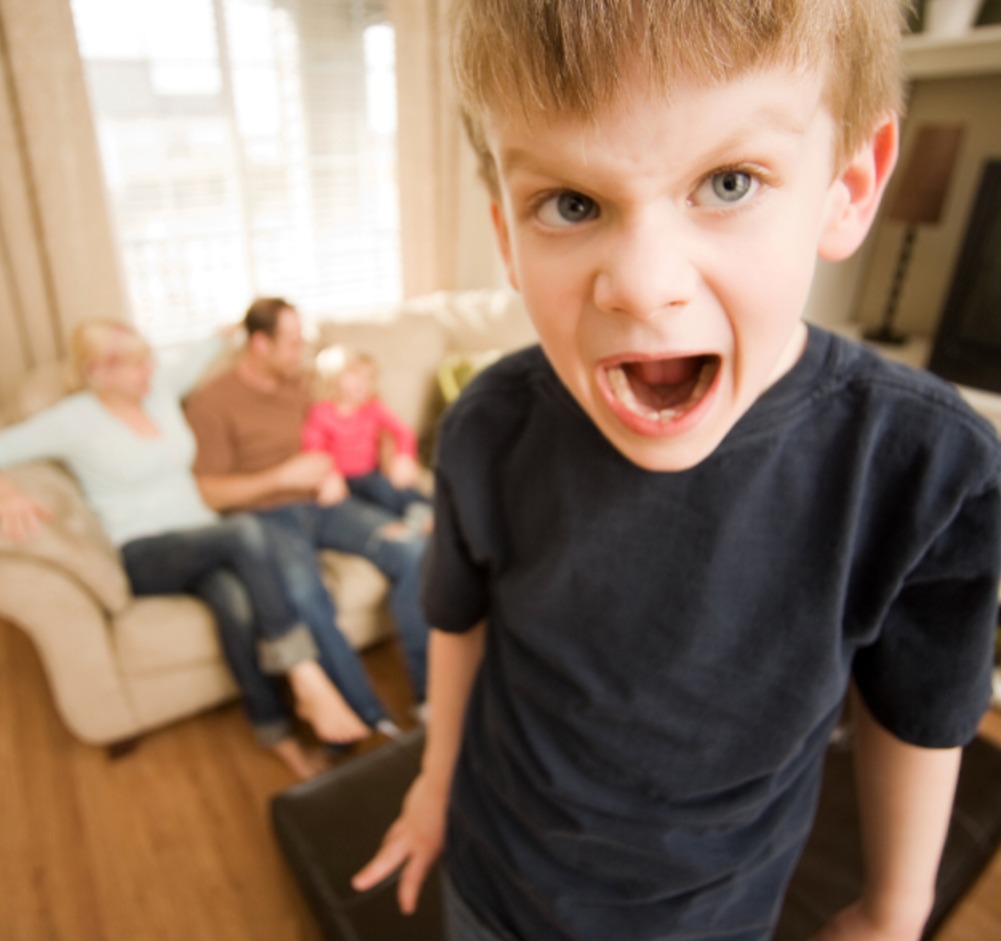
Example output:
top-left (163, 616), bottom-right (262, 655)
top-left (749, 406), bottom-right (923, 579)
top-left (186, 298), bottom-right (429, 731)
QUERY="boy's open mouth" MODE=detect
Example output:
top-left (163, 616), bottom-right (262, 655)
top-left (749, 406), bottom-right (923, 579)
top-left (605, 354), bottom-right (720, 423)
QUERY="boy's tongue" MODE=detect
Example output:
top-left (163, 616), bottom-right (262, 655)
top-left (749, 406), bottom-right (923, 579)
top-left (627, 357), bottom-right (704, 409)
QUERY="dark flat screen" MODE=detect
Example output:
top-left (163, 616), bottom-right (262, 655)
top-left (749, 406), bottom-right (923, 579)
top-left (928, 159), bottom-right (1001, 394)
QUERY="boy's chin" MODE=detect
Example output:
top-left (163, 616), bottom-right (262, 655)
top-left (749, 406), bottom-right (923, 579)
top-left (600, 424), bottom-right (727, 473)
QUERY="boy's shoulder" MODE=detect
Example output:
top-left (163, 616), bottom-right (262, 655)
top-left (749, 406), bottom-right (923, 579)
top-left (784, 328), bottom-right (1001, 494)
top-left (435, 343), bottom-right (565, 461)
top-left (444, 344), bottom-right (557, 420)
top-left (818, 327), bottom-right (999, 448)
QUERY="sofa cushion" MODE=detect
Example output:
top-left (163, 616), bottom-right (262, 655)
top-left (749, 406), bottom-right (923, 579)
top-left (0, 461), bottom-right (130, 613)
top-left (403, 288), bottom-right (537, 355)
top-left (114, 594), bottom-right (222, 673)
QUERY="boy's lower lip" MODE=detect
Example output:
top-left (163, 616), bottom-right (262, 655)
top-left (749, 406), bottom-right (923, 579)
top-left (597, 354), bottom-right (721, 438)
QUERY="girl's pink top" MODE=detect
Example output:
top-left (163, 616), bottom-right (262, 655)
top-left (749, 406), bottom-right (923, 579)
top-left (301, 399), bottom-right (418, 478)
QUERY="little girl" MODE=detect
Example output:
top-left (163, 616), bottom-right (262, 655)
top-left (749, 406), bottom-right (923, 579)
top-left (302, 347), bottom-right (432, 530)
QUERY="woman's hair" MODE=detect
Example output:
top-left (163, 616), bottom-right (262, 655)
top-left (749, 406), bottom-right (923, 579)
top-left (451, 0), bottom-right (911, 194)
top-left (69, 319), bottom-right (150, 388)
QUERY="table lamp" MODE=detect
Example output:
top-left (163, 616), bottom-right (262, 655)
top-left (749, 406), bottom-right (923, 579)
top-left (864, 123), bottom-right (965, 345)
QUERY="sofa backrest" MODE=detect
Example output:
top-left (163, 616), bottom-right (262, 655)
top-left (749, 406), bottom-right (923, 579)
top-left (313, 289), bottom-right (537, 435)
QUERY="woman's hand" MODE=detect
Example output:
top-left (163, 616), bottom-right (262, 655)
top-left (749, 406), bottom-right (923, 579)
top-left (0, 476), bottom-right (51, 541)
top-left (351, 771), bottom-right (449, 914)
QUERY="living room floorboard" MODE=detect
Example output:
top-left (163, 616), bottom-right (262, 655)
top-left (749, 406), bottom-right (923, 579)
top-left (1, 617), bottom-right (999, 941)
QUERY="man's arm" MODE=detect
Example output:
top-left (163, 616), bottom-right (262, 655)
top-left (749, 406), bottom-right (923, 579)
top-left (195, 452), bottom-right (331, 511)
top-left (810, 695), bottom-right (962, 941)
top-left (186, 379), bottom-right (332, 511)
top-left (352, 623), bottom-right (486, 913)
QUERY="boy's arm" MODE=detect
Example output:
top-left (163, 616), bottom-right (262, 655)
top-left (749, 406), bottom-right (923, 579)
top-left (352, 622), bottom-right (486, 913)
top-left (810, 696), bottom-right (962, 941)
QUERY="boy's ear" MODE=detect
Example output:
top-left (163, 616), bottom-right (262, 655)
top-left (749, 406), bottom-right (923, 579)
top-left (818, 116), bottom-right (899, 262)
top-left (490, 200), bottom-right (520, 291)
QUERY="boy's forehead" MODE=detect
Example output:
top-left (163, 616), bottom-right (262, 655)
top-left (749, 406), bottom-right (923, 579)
top-left (483, 63), bottom-right (831, 174)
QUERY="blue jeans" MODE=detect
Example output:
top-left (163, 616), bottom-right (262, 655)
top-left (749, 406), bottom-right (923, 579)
top-left (347, 471), bottom-right (430, 518)
top-left (120, 514), bottom-right (306, 744)
top-left (121, 514), bottom-right (302, 640)
top-left (192, 570), bottom-right (293, 744)
top-left (258, 498), bottom-right (429, 700)
top-left (262, 516), bottom-right (391, 726)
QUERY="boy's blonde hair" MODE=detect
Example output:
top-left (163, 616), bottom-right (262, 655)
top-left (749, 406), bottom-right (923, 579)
top-left (70, 320), bottom-right (150, 388)
top-left (451, 0), bottom-right (910, 194)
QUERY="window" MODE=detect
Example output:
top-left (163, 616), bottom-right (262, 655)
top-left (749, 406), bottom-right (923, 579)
top-left (71, 0), bottom-right (400, 345)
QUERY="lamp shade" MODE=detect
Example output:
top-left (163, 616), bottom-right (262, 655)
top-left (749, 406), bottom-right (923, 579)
top-left (886, 124), bottom-right (965, 225)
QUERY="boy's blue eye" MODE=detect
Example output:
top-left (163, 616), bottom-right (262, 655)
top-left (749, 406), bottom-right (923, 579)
top-left (698, 169), bottom-right (757, 205)
top-left (537, 191), bottom-right (598, 226)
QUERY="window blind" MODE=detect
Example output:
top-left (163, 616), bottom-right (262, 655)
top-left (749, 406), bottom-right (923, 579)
top-left (71, 0), bottom-right (400, 345)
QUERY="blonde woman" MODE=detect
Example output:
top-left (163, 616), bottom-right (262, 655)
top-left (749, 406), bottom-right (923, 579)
top-left (0, 320), bottom-right (387, 778)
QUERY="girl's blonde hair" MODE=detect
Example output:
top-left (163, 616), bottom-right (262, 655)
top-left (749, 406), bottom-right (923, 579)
top-left (312, 345), bottom-right (377, 401)
top-left (70, 320), bottom-right (150, 389)
top-left (451, 0), bottom-right (911, 194)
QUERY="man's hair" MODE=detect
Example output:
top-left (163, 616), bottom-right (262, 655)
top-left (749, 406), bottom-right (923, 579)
top-left (451, 0), bottom-right (910, 195)
top-left (244, 296), bottom-right (295, 338)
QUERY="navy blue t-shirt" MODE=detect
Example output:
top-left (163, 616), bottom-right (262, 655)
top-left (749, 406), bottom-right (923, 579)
top-left (423, 327), bottom-right (1001, 941)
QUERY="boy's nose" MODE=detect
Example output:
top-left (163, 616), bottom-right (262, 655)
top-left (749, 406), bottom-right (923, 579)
top-left (593, 216), bottom-right (697, 321)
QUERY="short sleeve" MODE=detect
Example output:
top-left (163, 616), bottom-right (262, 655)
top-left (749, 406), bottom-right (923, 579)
top-left (853, 479), bottom-right (1001, 747)
top-left (421, 470), bottom-right (491, 632)
top-left (186, 386), bottom-right (238, 475)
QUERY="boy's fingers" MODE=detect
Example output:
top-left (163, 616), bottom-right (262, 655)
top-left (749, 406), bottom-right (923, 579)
top-left (397, 855), bottom-right (434, 915)
top-left (352, 840), bottom-right (409, 893)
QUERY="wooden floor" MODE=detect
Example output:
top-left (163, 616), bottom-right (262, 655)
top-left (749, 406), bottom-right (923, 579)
top-left (0, 620), bottom-right (418, 941)
top-left (2, 618), bottom-right (1001, 941)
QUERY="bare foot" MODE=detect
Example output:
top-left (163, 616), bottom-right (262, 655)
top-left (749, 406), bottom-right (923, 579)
top-left (270, 737), bottom-right (330, 780)
top-left (288, 660), bottom-right (371, 744)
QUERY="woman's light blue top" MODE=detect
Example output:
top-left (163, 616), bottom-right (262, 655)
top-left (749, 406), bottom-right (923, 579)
top-left (0, 336), bottom-right (224, 546)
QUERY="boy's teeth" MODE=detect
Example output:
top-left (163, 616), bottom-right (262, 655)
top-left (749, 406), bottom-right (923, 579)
top-left (608, 359), bottom-right (714, 423)
top-left (608, 365), bottom-right (680, 423)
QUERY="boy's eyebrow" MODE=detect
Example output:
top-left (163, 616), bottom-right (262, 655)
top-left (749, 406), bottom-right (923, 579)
top-left (497, 98), bottom-right (818, 183)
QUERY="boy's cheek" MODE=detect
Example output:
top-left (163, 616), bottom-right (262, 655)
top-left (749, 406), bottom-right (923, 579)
top-left (490, 200), bottom-right (520, 290)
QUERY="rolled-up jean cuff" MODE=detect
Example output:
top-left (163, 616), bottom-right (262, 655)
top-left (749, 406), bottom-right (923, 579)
top-left (258, 623), bottom-right (319, 674)
top-left (253, 719), bottom-right (296, 747)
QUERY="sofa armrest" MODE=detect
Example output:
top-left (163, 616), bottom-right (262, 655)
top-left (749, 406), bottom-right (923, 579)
top-left (0, 557), bottom-right (140, 743)
top-left (0, 461), bottom-right (130, 613)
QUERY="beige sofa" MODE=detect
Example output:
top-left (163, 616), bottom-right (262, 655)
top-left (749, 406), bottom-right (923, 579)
top-left (0, 289), bottom-right (536, 747)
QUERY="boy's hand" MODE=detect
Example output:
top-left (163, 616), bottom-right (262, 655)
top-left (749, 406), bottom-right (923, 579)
top-left (0, 478), bottom-right (51, 541)
top-left (316, 471), bottom-right (349, 506)
top-left (351, 771), bottom-right (449, 914)
top-left (809, 897), bottom-right (930, 940)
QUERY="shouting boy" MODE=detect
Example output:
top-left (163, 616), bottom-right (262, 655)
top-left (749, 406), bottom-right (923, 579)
top-left (355, 2), bottom-right (1001, 939)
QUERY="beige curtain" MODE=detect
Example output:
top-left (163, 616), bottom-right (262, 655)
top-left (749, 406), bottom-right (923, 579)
top-left (391, 0), bottom-right (503, 298)
top-left (0, 0), bottom-right (500, 419)
top-left (0, 0), bottom-right (128, 419)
